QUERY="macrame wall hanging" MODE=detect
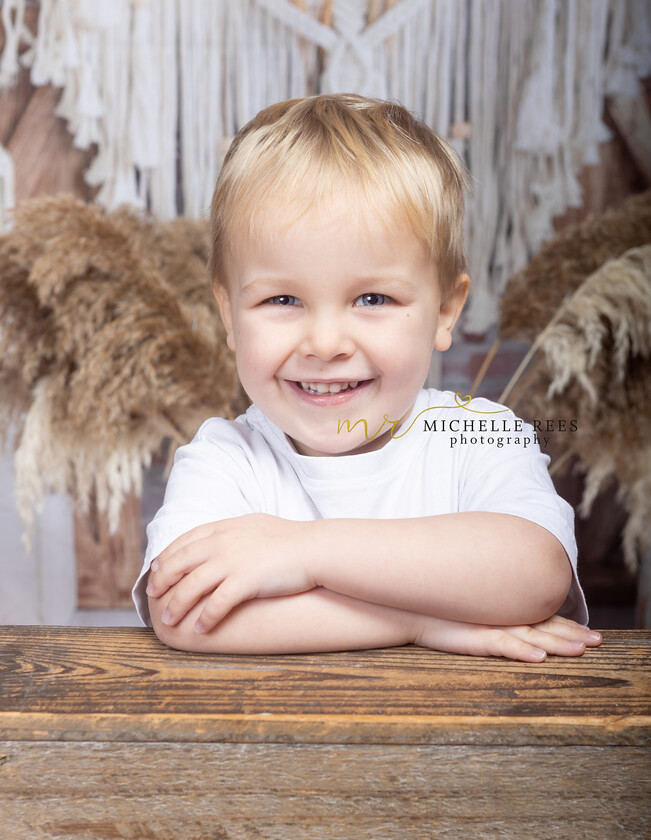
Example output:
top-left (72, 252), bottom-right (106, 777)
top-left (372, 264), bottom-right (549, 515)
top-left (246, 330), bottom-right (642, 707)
top-left (1, 0), bottom-right (649, 334)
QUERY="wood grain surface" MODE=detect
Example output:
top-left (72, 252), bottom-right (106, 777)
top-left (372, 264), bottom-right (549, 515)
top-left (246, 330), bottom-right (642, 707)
top-left (0, 627), bottom-right (649, 839)
top-left (1, 626), bottom-right (649, 746)
top-left (0, 742), bottom-right (648, 840)
top-left (74, 493), bottom-right (143, 609)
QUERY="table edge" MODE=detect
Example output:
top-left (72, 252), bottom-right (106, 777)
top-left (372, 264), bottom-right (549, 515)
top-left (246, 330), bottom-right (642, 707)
top-left (1, 712), bottom-right (649, 746)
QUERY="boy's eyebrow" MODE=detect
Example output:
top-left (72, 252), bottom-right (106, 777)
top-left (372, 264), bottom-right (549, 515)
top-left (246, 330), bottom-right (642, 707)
top-left (354, 275), bottom-right (420, 295)
top-left (239, 278), bottom-right (295, 298)
top-left (239, 275), bottom-right (421, 299)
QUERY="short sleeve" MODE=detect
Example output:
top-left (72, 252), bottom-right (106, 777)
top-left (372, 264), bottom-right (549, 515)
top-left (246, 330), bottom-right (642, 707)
top-left (131, 419), bottom-right (261, 626)
top-left (457, 408), bottom-right (588, 625)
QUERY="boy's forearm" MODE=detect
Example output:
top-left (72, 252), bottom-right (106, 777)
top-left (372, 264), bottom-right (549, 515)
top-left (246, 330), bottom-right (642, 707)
top-left (306, 512), bottom-right (572, 626)
top-left (149, 587), bottom-right (420, 654)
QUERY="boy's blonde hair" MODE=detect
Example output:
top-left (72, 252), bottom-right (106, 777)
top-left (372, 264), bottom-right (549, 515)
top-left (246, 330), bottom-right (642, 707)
top-left (209, 93), bottom-right (469, 298)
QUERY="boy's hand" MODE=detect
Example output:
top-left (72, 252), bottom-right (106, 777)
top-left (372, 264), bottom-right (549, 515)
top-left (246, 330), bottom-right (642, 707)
top-left (415, 614), bottom-right (602, 663)
top-left (146, 515), bottom-right (316, 633)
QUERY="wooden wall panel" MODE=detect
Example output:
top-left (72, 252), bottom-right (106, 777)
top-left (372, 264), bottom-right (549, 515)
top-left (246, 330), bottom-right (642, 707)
top-left (6, 83), bottom-right (94, 203)
top-left (1, 9), bottom-right (94, 203)
top-left (553, 82), bottom-right (650, 230)
top-left (74, 494), bottom-right (143, 609)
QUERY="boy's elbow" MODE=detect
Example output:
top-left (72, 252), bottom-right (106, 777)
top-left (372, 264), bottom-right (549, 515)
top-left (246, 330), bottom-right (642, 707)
top-left (151, 619), bottom-right (183, 652)
top-left (534, 536), bottom-right (573, 620)
top-left (148, 594), bottom-right (263, 654)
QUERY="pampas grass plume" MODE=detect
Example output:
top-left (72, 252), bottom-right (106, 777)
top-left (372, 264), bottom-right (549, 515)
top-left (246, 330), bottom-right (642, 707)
top-left (0, 195), bottom-right (247, 536)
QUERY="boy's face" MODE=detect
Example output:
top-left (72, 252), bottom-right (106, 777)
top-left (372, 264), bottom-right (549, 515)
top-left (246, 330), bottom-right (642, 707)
top-left (215, 197), bottom-right (468, 457)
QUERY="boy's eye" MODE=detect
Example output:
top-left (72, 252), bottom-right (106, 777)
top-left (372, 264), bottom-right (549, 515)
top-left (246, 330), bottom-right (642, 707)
top-left (354, 293), bottom-right (389, 307)
top-left (267, 295), bottom-right (301, 306)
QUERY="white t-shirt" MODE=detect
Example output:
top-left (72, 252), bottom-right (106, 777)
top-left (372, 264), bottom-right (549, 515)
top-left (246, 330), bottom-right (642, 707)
top-left (132, 388), bottom-right (588, 627)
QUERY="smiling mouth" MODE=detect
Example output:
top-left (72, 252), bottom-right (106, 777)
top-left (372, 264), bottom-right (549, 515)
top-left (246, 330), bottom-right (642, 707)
top-left (296, 380), bottom-right (367, 395)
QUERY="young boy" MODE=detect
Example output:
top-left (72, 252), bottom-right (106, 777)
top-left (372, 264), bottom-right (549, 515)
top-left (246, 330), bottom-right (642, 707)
top-left (133, 94), bottom-right (601, 662)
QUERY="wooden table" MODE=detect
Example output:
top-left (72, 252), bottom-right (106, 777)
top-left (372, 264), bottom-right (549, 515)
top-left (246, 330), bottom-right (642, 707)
top-left (1, 626), bottom-right (649, 839)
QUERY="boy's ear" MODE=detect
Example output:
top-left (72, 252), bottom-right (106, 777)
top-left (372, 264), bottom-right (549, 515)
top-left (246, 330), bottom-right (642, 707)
top-left (213, 284), bottom-right (236, 352)
top-left (434, 274), bottom-right (470, 352)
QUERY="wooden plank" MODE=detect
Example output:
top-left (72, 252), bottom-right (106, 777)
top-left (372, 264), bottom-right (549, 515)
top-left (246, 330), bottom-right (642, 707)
top-left (0, 627), bottom-right (648, 746)
top-left (0, 8), bottom-right (39, 145)
top-left (0, 742), bottom-right (647, 839)
top-left (607, 92), bottom-right (651, 185)
top-left (0, 68), bottom-right (35, 147)
top-left (75, 493), bottom-right (143, 609)
top-left (551, 135), bottom-right (645, 231)
top-left (6, 83), bottom-right (93, 203)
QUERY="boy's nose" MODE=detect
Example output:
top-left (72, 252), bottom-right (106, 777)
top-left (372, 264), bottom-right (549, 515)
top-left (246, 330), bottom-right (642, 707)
top-left (300, 312), bottom-right (355, 360)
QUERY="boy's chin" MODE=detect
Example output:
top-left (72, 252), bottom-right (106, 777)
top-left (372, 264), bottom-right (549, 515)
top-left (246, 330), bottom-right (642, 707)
top-left (287, 432), bottom-right (392, 458)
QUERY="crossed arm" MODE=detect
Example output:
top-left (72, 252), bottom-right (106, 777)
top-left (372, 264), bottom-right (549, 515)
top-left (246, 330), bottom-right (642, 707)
top-left (146, 512), bottom-right (601, 661)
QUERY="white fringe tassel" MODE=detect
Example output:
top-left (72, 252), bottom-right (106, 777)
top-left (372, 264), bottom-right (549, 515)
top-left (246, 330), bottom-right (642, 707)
top-left (0, 0), bottom-right (648, 328)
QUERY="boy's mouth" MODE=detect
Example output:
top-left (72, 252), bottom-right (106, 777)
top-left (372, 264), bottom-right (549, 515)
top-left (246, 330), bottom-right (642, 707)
top-left (297, 380), bottom-right (365, 395)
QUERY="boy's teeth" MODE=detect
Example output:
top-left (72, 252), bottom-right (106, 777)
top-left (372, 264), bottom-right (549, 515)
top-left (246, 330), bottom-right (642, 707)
top-left (300, 381), bottom-right (360, 394)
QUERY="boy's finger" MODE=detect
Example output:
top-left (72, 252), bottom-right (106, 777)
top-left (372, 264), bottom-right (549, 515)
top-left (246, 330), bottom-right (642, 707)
top-left (583, 631), bottom-right (602, 647)
top-left (435, 625), bottom-right (548, 663)
top-left (542, 614), bottom-right (582, 626)
top-left (157, 522), bottom-right (220, 563)
top-left (195, 577), bottom-right (252, 633)
top-left (160, 565), bottom-right (226, 626)
top-left (508, 626), bottom-right (588, 658)
top-left (146, 564), bottom-right (185, 598)
top-left (483, 629), bottom-right (548, 663)
top-left (531, 617), bottom-right (602, 647)
top-left (147, 538), bottom-right (215, 596)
